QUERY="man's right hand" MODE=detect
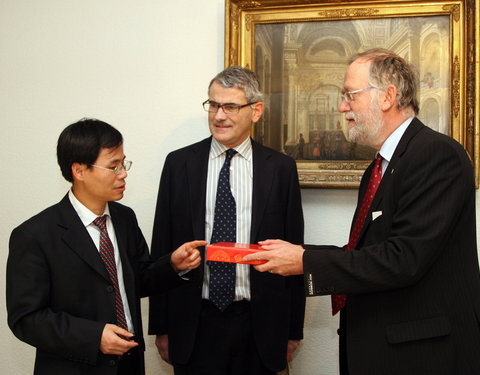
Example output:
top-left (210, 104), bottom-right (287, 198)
top-left (155, 334), bottom-right (171, 364)
top-left (99, 324), bottom-right (138, 356)
top-left (170, 240), bottom-right (206, 271)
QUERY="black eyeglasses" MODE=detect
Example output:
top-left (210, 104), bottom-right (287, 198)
top-left (202, 100), bottom-right (255, 115)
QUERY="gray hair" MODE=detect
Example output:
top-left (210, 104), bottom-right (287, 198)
top-left (208, 66), bottom-right (264, 102)
top-left (350, 48), bottom-right (419, 115)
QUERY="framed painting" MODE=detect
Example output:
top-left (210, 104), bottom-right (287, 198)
top-left (225, 0), bottom-right (478, 188)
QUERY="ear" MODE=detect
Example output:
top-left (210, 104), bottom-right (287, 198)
top-left (251, 101), bottom-right (264, 123)
top-left (71, 162), bottom-right (87, 181)
top-left (380, 85), bottom-right (397, 111)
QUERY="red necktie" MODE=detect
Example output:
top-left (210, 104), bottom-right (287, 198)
top-left (93, 215), bottom-right (128, 329)
top-left (331, 154), bottom-right (383, 315)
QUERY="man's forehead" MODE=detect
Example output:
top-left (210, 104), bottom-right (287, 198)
top-left (98, 146), bottom-right (124, 160)
top-left (209, 83), bottom-right (246, 100)
top-left (344, 59), bottom-right (370, 88)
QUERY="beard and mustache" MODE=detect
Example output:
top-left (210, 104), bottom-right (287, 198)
top-left (345, 99), bottom-right (384, 147)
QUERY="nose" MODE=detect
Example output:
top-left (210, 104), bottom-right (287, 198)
top-left (214, 106), bottom-right (228, 120)
top-left (117, 168), bottom-right (128, 179)
top-left (339, 100), bottom-right (350, 113)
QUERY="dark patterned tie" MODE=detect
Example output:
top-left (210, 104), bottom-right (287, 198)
top-left (332, 153), bottom-right (383, 315)
top-left (93, 215), bottom-right (128, 329)
top-left (208, 149), bottom-right (237, 311)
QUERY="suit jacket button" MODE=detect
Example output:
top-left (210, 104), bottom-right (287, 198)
top-left (106, 285), bottom-right (114, 293)
top-left (108, 359), bottom-right (117, 366)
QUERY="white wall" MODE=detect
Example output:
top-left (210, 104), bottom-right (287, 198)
top-left (1, 1), bottom-right (478, 374)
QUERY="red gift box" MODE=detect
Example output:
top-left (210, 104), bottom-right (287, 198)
top-left (206, 242), bottom-right (267, 265)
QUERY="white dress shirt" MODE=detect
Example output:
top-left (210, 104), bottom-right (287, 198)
top-left (379, 117), bottom-right (414, 175)
top-left (203, 137), bottom-right (253, 301)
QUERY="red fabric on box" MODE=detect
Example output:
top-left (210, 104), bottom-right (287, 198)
top-left (206, 242), bottom-right (267, 265)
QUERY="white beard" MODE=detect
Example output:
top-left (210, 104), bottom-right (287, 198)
top-left (346, 101), bottom-right (383, 147)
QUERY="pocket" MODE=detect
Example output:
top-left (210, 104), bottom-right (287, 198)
top-left (386, 315), bottom-right (451, 344)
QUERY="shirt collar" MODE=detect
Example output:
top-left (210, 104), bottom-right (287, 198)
top-left (210, 136), bottom-right (252, 161)
top-left (68, 189), bottom-right (110, 227)
top-left (379, 117), bottom-right (413, 162)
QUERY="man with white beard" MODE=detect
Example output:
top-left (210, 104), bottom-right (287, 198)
top-left (244, 48), bottom-right (480, 375)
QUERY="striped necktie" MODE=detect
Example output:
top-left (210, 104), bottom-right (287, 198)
top-left (93, 215), bottom-right (128, 329)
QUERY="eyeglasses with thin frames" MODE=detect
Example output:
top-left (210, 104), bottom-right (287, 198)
top-left (202, 100), bottom-right (255, 115)
top-left (90, 160), bottom-right (132, 175)
top-left (341, 86), bottom-right (378, 103)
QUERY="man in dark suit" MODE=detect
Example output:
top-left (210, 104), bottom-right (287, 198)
top-left (148, 66), bottom-right (305, 374)
top-left (244, 49), bottom-right (480, 375)
top-left (6, 118), bottom-right (206, 375)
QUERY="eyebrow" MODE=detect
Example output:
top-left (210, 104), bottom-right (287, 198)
top-left (107, 156), bottom-right (126, 165)
top-left (208, 100), bottom-right (240, 105)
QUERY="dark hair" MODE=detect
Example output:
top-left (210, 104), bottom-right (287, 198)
top-left (208, 66), bottom-right (263, 102)
top-left (350, 48), bottom-right (419, 115)
top-left (57, 118), bottom-right (123, 182)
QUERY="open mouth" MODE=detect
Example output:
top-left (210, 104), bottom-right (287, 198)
top-left (214, 123), bottom-right (231, 129)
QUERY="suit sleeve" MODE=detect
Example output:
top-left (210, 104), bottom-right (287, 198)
top-left (285, 158), bottom-right (306, 340)
top-left (303, 133), bottom-right (475, 295)
top-left (6, 226), bottom-right (104, 366)
top-left (128, 206), bottom-right (187, 298)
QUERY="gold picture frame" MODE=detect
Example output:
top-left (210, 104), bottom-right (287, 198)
top-left (225, 0), bottom-right (478, 188)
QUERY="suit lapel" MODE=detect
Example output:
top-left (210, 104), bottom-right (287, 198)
top-left (382, 118), bottom-right (424, 177)
top-left (250, 140), bottom-right (274, 242)
top-left (58, 195), bottom-right (110, 282)
top-left (357, 118), bottom-right (425, 241)
top-left (186, 138), bottom-right (211, 241)
top-left (109, 203), bottom-right (129, 271)
top-left (370, 118), bottom-right (424, 211)
top-left (109, 203), bottom-right (137, 319)
top-left (185, 137), bottom-right (211, 279)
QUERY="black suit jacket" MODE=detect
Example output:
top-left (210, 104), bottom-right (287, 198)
top-left (148, 137), bottom-right (305, 372)
top-left (7, 195), bottom-right (186, 375)
top-left (304, 118), bottom-right (480, 375)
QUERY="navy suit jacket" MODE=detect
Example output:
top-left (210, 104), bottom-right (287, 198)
top-left (7, 195), bottom-right (186, 375)
top-left (304, 118), bottom-right (480, 375)
top-left (148, 137), bottom-right (305, 372)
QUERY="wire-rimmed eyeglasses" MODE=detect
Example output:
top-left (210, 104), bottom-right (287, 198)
top-left (202, 100), bottom-right (255, 115)
top-left (341, 86), bottom-right (378, 103)
top-left (90, 160), bottom-right (132, 175)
